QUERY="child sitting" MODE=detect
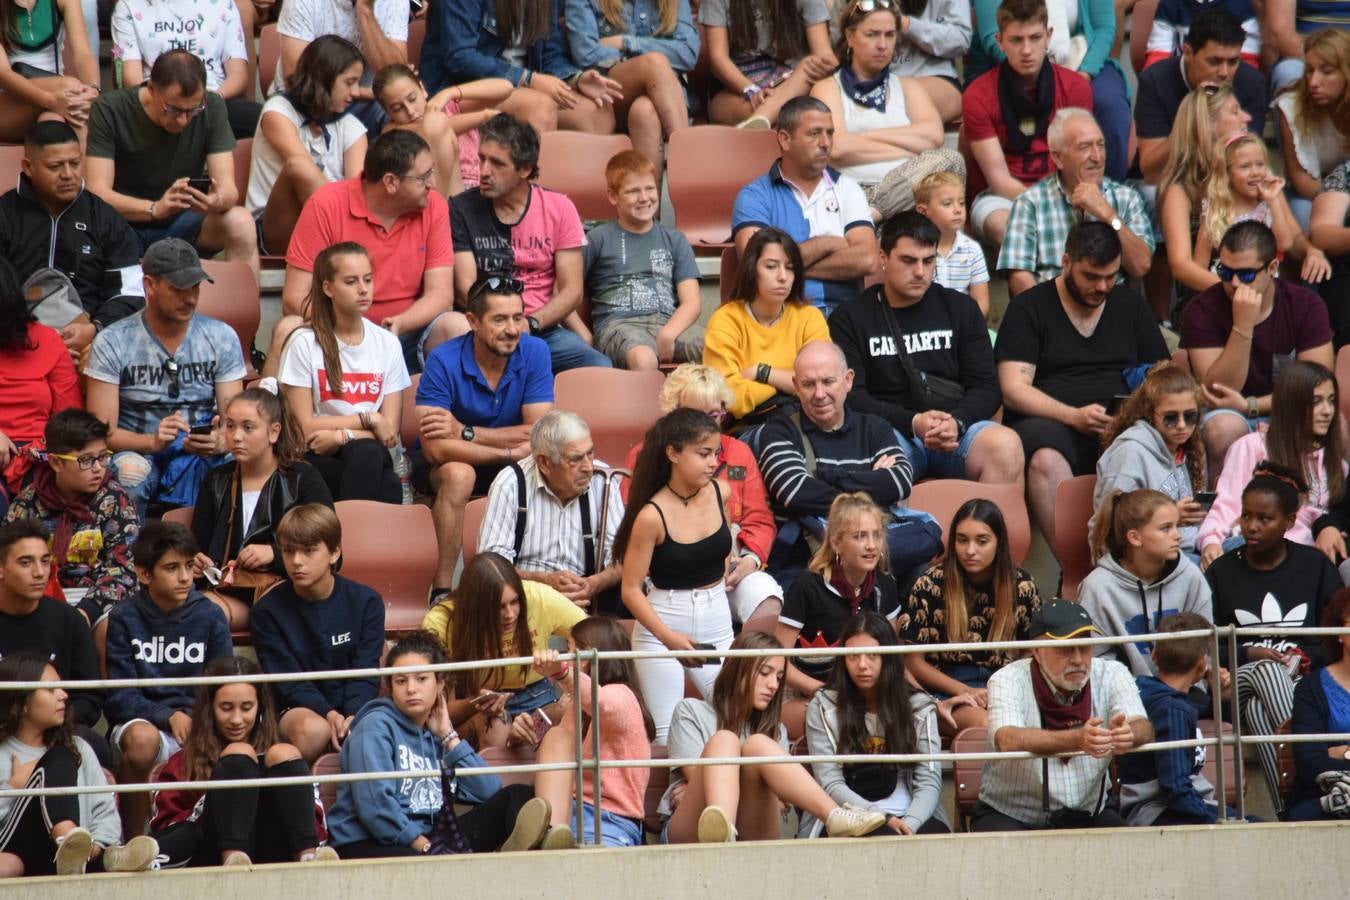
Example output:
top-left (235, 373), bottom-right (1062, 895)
top-left (914, 171), bottom-right (991, 316)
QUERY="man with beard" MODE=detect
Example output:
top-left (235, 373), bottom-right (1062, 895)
top-left (974, 600), bottom-right (1152, 831)
top-left (997, 108), bottom-right (1153, 297)
top-left (996, 221), bottom-right (1168, 548)
top-left (450, 113), bottom-right (610, 373)
top-left (413, 275), bottom-right (554, 600)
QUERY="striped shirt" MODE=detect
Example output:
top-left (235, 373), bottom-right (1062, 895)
top-left (934, 231), bottom-right (990, 296)
top-left (478, 457), bottom-right (623, 575)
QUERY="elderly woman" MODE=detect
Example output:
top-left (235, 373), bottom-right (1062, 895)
top-left (624, 364), bottom-right (782, 625)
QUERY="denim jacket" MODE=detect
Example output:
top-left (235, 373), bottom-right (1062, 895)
top-left (562, 0), bottom-right (699, 71)
top-left (420, 0), bottom-right (579, 94)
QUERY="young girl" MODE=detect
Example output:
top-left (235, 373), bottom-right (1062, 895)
top-left (899, 499), bottom-right (1040, 732)
top-left (373, 65), bottom-right (512, 196)
top-left (702, 229), bottom-right (829, 426)
top-left (192, 384), bottom-right (333, 629)
top-left (1194, 132), bottom-right (1330, 285)
top-left (1094, 363), bottom-right (1207, 560)
top-left (0, 653), bottom-right (157, 877)
top-left (613, 408), bottom-right (736, 744)
top-left (1275, 28), bottom-right (1350, 230)
top-left (1287, 588), bottom-right (1350, 821)
top-left (1198, 361), bottom-right (1346, 569)
top-left (661, 631), bottom-right (886, 842)
top-left (327, 633), bottom-right (552, 857)
top-left (775, 493), bottom-right (899, 700)
top-left (1079, 489), bottom-right (1213, 678)
top-left (0, 0), bottom-right (98, 141)
top-left (803, 612), bottom-right (950, 837)
top-left (699, 0), bottom-right (836, 127)
top-left (1204, 464), bottom-right (1342, 813)
top-left (149, 656), bottom-right (332, 867)
top-left (278, 242), bottom-right (411, 505)
top-left (532, 617), bottom-right (655, 848)
top-left (422, 551), bottom-right (585, 748)
top-left (247, 36), bottom-right (367, 256)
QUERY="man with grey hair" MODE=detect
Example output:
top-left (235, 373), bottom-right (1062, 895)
top-left (478, 410), bottom-right (623, 610)
top-left (997, 107), bottom-right (1153, 296)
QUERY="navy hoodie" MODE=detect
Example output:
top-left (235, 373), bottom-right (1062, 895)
top-left (1118, 675), bottom-right (1218, 825)
top-left (105, 589), bottom-right (232, 728)
top-left (250, 576), bottom-right (385, 716)
top-left (326, 698), bottom-right (502, 847)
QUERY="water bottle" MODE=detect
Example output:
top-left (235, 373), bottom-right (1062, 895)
top-left (390, 442), bottom-right (413, 504)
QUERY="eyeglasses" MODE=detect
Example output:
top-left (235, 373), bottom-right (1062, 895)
top-left (468, 274), bottom-right (526, 306)
top-left (1215, 263), bottom-right (1265, 284)
top-left (1160, 409), bottom-right (1200, 428)
top-left (703, 407), bottom-right (728, 422)
top-left (163, 358), bottom-right (181, 399)
top-left (49, 451), bottom-right (114, 470)
top-left (161, 101), bottom-right (207, 119)
top-left (399, 166), bottom-right (437, 188)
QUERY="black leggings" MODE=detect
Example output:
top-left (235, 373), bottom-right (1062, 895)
top-left (336, 783), bottom-right (534, 858)
top-left (0, 744), bottom-right (104, 877)
top-left (306, 440), bottom-right (400, 504)
top-left (152, 754), bottom-right (317, 867)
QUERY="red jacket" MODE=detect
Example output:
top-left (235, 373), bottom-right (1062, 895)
top-left (149, 749), bottom-right (328, 841)
top-left (625, 434), bottom-right (776, 561)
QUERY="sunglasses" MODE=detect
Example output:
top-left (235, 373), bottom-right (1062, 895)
top-left (49, 451), bottom-right (115, 470)
top-left (162, 358), bottom-right (181, 399)
top-left (1159, 409), bottom-right (1200, 428)
top-left (1215, 263), bottom-right (1265, 284)
top-left (847, 0), bottom-right (896, 15)
top-left (468, 274), bottom-right (526, 306)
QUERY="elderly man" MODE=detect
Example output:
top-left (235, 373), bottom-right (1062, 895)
top-left (998, 109), bottom-right (1153, 296)
top-left (756, 340), bottom-right (941, 583)
top-left (414, 274), bottom-right (553, 599)
top-left (973, 600), bottom-right (1153, 831)
top-left (477, 411), bottom-right (623, 610)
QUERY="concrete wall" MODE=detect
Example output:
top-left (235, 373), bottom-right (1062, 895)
top-left (28, 822), bottom-right (1347, 899)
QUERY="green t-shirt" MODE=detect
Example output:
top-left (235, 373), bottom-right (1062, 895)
top-left (86, 87), bottom-right (234, 208)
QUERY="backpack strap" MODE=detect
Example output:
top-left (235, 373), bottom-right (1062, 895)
top-left (578, 485), bottom-right (596, 577)
top-left (510, 462), bottom-right (527, 560)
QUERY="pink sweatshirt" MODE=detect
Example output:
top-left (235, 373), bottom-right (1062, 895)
top-left (560, 672), bottom-right (651, 821)
top-left (1197, 431), bottom-right (1341, 551)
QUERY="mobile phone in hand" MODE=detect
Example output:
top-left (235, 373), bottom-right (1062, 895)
top-left (189, 423), bottom-right (214, 436)
top-left (186, 177), bottom-right (212, 193)
top-left (1194, 491), bottom-right (1217, 511)
top-left (1106, 394), bottom-right (1131, 416)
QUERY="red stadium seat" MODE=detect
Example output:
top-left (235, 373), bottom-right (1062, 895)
top-left (667, 126), bottom-right (779, 250)
top-left (1337, 345), bottom-right (1350, 423)
top-left (553, 367), bottom-right (666, 467)
top-left (232, 137), bottom-right (252, 206)
top-left (1275, 717), bottom-right (1296, 801)
top-left (314, 751), bottom-right (342, 815)
top-left (908, 479), bottom-right (1032, 567)
top-left (401, 374), bottom-right (421, 450)
top-left (1051, 474), bottom-right (1098, 600)
top-left (258, 24), bottom-right (280, 93)
top-left (1198, 718), bottom-right (1243, 809)
top-left (162, 506), bottom-right (194, 526)
top-left (536, 131), bottom-right (634, 222)
top-left (643, 744), bottom-right (670, 833)
top-left (462, 497), bottom-right (487, 566)
top-left (951, 725), bottom-right (988, 830)
top-left (198, 259), bottom-right (261, 377)
top-left (0, 144), bottom-right (22, 194)
top-left (1130, 0), bottom-right (1160, 76)
top-left (333, 500), bottom-right (437, 633)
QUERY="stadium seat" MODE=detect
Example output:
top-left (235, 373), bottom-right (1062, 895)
top-left (314, 751), bottom-right (342, 814)
top-left (719, 245), bottom-right (738, 302)
top-left (199, 259), bottom-right (261, 377)
top-left (462, 497), bottom-right (487, 565)
top-left (401, 374), bottom-right (421, 450)
top-left (1275, 717), bottom-right (1296, 802)
top-left (479, 743), bottom-right (537, 788)
top-left (1170, 348), bottom-right (1191, 375)
top-left (162, 506), bottom-right (194, 527)
top-left (232, 137), bottom-right (252, 206)
top-left (1337, 345), bottom-right (1350, 422)
top-left (666, 126), bottom-right (779, 250)
top-left (1051, 474), bottom-right (1097, 600)
top-left (258, 24), bottom-right (280, 93)
top-left (951, 725), bottom-right (988, 830)
top-left (643, 744), bottom-right (670, 834)
top-left (535, 133), bottom-right (633, 222)
top-left (406, 18), bottom-right (425, 68)
top-left (0, 144), bottom-right (22, 194)
top-left (1129, 0), bottom-right (1160, 76)
top-left (334, 500), bottom-right (437, 633)
top-left (1198, 718), bottom-right (1242, 809)
top-left (554, 367), bottom-right (666, 467)
top-left (908, 479), bottom-right (1032, 567)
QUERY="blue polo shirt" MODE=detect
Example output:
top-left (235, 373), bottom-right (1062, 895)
top-left (731, 160), bottom-right (873, 314)
top-left (416, 333), bottom-right (554, 426)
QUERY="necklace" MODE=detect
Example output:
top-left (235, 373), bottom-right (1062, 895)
top-left (667, 482), bottom-right (701, 506)
top-left (748, 302), bottom-right (784, 329)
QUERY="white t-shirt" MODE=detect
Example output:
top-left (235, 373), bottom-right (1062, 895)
top-left (246, 94), bottom-right (365, 213)
top-left (240, 489), bottom-right (261, 532)
top-left (277, 321), bottom-right (411, 416)
top-left (270, 0), bottom-right (409, 95)
top-left (111, 0), bottom-right (248, 92)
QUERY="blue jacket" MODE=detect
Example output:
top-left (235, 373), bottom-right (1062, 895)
top-left (327, 698), bottom-right (502, 848)
top-left (420, 0), bottom-right (578, 94)
top-left (562, 0), bottom-right (699, 71)
top-left (105, 589), bottom-right (232, 728)
top-left (1118, 676), bottom-right (1218, 824)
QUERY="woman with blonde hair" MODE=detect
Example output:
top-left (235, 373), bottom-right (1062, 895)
top-left (1276, 28), bottom-right (1350, 230)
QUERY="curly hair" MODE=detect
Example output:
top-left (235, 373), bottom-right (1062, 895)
top-left (1100, 362), bottom-right (1206, 494)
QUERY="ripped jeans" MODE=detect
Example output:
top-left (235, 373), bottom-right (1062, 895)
top-left (112, 451), bottom-right (161, 519)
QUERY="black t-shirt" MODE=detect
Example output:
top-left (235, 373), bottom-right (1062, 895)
top-left (1204, 540), bottom-right (1340, 668)
top-left (995, 278), bottom-right (1168, 414)
top-left (778, 570), bottom-right (901, 681)
top-left (1134, 57), bottom-right (1268, 139)
top-left (0, 598), bottom-right (104, 726)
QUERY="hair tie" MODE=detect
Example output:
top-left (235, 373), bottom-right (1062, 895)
top-left (1253, 466), bottom-right (1302, 492)
top-left (1223, 131), bottom-right (1249, 149)
top-left (256, 377), bottom-right (279, 396)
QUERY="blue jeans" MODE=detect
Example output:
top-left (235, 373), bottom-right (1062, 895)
top-left (569, 801), bottom-right (644, 847)
top-left (896, 420), bottom-right (994, 481)
top-left (1091, 63), bottom-right (1132, 182)
top-left (112, 451), bottom-right (161, 519)
top-left (130, 210), bottom-right (206, 255)
top-left (539, 325), bottom-right (612, 374)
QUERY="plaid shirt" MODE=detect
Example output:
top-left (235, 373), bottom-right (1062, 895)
top-left (996, 175), bottom-right (1154, 282)
top-left (979, 657), bottom-right (1147, 825)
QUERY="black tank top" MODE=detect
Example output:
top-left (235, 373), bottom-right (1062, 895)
top-left (646, 481), bottom-right (733, 590)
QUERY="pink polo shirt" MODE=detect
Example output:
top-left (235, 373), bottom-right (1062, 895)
top-left (286, 176), bottom-right (454, 321)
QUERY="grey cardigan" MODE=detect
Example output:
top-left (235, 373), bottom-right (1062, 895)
top-left (801, 688), bottom-right (951, 836)
top-left (0, 735), bottom-right (120, 847)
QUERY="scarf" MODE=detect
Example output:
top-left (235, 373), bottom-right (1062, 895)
top-left (839, 64), bottom-right (890, 113)
top-left (829, 563), bottom-right (879, 616)
top-left (32, 463), bottom-right (101, 569)
top-left (996, 58), bottom-right (1055, 156)
top-left (283, 91), bottom-right (345, 150)
top-left (1030, 658), bottom-right (1093, 730)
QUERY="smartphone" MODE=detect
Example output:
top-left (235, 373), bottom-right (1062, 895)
top-left (1106, 394), bottom-right (1131, 416)
top-left (531, 708), bottom-right (552, 745)
top-left (189, 423), bottom-right (214, 436)
top-left (470, 692), bottom-right (501, 708)
top-left (186, 177), bottom-right (212, 194)
top-left (1194, 491), bottom-right (1217, 511)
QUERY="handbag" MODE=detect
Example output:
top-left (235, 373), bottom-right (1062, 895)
top-left (843, 762), bottom-right (899, 802)
top-left (876, 293), bottom-right (966, 412)
top-left (426, 766), bottom-right (474, 855)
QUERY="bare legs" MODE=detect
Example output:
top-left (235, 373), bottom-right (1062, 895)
top-left (1026, 447), bottom-right (1072, 557)
top-left (199, 207), bottom-right (261, 284)
top-left (708, 63), bottom-right (819, 126)
top-left (430, 461), bottom-right (475, 589)
top-left (280, 708), bottom-right (338, 766)
top-left (963, 423), bottom-right (1026, 486)
top-left (607, 53), bottom-right (688, 171)
top-left (913, 75), bottom-right (962, 127)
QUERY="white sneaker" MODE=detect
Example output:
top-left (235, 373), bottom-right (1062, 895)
top-left (736, 115), bottom-right (771, 130)
top-left (697, 805), bottom-right (736, 843)
top-left (54, 827), bottom-right (93, 876)
top-left (223, 850), bottom-right (252, 867)
top-left (303, 846), bottom-right (340, 863)
top-left (825, 806), bottom-right (887, 837)
top-left (102, 835), bottom-right (160, 872)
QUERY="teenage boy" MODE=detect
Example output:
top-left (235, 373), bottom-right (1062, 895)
top-left (250, 504), bottom-right (385, 765)
top-left (105, 520), bottom-right (231, 833)
top-left (1118, 612), bottom-right (1229, 825)
top-left (584, 150), bottom-right (704, 370)
top-left (914, 171), bottom-right (991, 316)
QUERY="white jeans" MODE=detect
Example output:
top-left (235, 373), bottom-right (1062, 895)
top-left (633, 583), bottom-right (735, 744)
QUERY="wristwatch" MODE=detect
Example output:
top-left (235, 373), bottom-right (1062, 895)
top-left (526, 315), bottom-right (541, 335)
top-left (1109, 216), bottom-right (1122, 232)
top-left (461, 424), bottom-right (475, 442)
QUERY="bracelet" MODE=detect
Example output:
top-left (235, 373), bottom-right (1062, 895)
top-left (755, 363), bottom-right (771, 384)
top-left (550, 661), bottom-right (570, 681)
top-left (1246, 396), bottom-right (1259, 419)
top-left (1231, 326), bottom-right (1253, 341)
top-left (359, 411), bottom-right (372, 432)
top-left (741, 83), bottom-right (761, 100)
top-left (440, 729), bottom-right (459, 748)
top-left (341, 428), bottom-right (353, 445)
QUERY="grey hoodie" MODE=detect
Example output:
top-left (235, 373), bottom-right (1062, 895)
top-left (800, 689), bottom-right (950, 836)
top-left (1093, 420), bottom-right (1201, 554)
top-left (1078, 554), bottom-right (1213, 677)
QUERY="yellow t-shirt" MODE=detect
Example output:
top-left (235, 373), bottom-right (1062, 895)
top-left (702, 300), bottom-right (830, 418)
top-left (421, 580), bottom-right (586, 690)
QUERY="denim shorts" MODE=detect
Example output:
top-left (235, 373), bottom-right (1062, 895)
top-left (505, 677), bottom-right (560, 718)
top-left (896, 420), bottom-right (994, 482)
top-left (568, 801), bottom-right (644, 847)
top-left (131, 210), bottom-right (206, 254)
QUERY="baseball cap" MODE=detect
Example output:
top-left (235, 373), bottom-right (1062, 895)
top-left (142, 238), bottom-right (214, 289)
top-left (1028, 600), bottom-right (1101, 640)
